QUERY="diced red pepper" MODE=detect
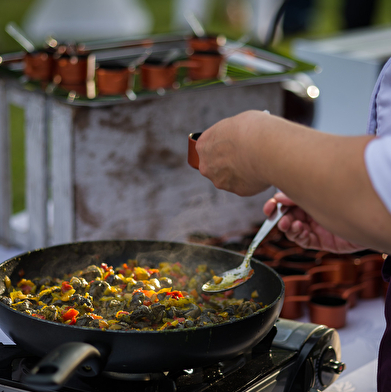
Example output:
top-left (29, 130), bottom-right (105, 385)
top-left (32, 313), bottom-right (46, 320)
top-left (100, 263), bottom-right (112, 272)
top-left (61, 281), bottom-right (73, 293)
top-left (62, 308), bottom-right (79, 321)
top-left (90, 314), bottom-right (103, 320)
top-left (134, 288), bottom-right (155, 298)
top-left (166, 291), bottom-right (184, 300)
top-left (119, 263), bottom-right (131, 276)
top-left (20, 284), bottom-right (33, 294)
top-left (116, 311), bottom-right (129, 318)
top-left (146, 268), bottom-right (159, 276)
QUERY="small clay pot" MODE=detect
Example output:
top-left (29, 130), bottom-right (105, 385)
top-left (357, 253), bottom-right (384, 275)
top-left (274, 266), bottom-right (308, 296)
top-left (140, 59), bottom-right (177, 90)
top-left (24, 50), bottom-right (55, 81)
top-left (186, 51), bottom-right (225, 80)
top-left (188, 34), bottom-right (226, 53)
top-left (280, 298), bottom-right (305, 320)
top-left (278, 269), bottom-right (309, 319)
top-left (359, 270), bottom-right (383, 299)
top-left (284, 283), bottom-right (365, 328)
top-left (54, 53), bottom-right (89, 85)
top-left (188, 132), bottom-right (202, 169)
top-left (276, 248), bottom-right (322, 271)
top-left (308, 295), bottom-right (349, 329)
top-left (308, 282), bottom-right (365, 308)
top-left (96, 64), bottom-right (132, 96)
top-left (318, 253), bottom-right (360, 285)
top-left (276, 264), bottom-right (340, 319)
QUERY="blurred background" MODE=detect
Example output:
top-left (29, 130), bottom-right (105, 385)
top-left (1, 0), bottom-right (391, 214)
top-left (1, 0), bottom-right (391, 56)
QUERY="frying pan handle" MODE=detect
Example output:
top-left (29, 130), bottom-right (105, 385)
top-left (23, 342), bottom-right (102, 391)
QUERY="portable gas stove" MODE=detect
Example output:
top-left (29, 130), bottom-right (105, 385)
top-left (0, 318), bottom-right (344, 392)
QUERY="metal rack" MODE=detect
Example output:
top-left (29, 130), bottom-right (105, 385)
top-left (0, 35), bottom-right (314, 249)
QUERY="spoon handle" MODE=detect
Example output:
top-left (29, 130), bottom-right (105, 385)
top-left (5, 22), bottom-right (35, 53)
top-left (243, 203), bottom-right (287, 267)
top-left (184, 11), bottom-right (206, 37)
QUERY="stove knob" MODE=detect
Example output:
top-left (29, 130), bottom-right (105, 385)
top-left (318, 346), bottom-right (345, 387)
top-left (321, 359), bottom-right (346, 375)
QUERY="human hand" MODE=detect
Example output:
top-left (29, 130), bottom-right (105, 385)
top-left (196, 110), bottom-right (271, 196)
top-left (263, 192), bottom-right (366, 254)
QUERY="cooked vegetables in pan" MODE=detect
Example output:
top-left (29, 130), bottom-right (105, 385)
top-left (0, 259), bottom-right (265, 331)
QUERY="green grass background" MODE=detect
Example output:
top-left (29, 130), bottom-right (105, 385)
top-left (1, 0), bottom-right (391, 213)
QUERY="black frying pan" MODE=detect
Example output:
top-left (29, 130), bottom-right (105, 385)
top-left (0, 240), bottom-right (284, 390)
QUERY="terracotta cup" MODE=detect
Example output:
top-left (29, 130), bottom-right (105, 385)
top-left (276, 248), bottom-right (322, 271)
top-left (54, 54), bottom-right (89, 85)
top-left (359, 270), bottom-right (383, 299)
top-left (318, 253), bottom-right (360, 285)
top-left (308, 281), bottom-right (366, 308)
top-left (356, 253), bottom-right (384, 275)
top-left (96, 64), bottom-right (133, 96)
top-left (24, 50), bottom-right (55, 81)
top-left (188, 35), bottom-right (226, 53)
top-left (276, 264), bottom-right (341, 319)
top-left (284, 283), bottom-right (366, 328)
top-left (188, 132), bottom-right (202, 169)
top-left (140, 59), bottom-right (177, 90)
top-left (186, 51), bottom-right (225, 80)
top-left (277, 267), bottom-right (309, 320)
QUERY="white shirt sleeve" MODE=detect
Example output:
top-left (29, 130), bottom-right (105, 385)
top-left (365, 134), bottom-right (391, 214)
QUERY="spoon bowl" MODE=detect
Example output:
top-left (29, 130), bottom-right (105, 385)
top-left (202, 203), bottom-right (287, 293)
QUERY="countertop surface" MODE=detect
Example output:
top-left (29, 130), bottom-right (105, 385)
top-left (0, 245), bottom-right (386, 391)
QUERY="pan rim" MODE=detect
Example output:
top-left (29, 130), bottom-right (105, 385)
top-left (0, 239), bottom-right (285, 335)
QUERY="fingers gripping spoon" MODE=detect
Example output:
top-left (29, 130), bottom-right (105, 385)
top-left (202, 203), bottom-right (287, 293)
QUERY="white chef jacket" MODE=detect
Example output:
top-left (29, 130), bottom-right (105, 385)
top-left (365, 57), bottom-right (391, 392)
top-left (365, 57), bottom-right (391, 214)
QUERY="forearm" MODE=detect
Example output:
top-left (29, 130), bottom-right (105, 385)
top-left (247, 112), bottom-right (391, 253)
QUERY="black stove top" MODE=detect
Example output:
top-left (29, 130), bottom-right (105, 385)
top-left (0, 319), bottom-right (344, 392)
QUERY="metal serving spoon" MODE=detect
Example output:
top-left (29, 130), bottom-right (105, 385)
top-left (202, 203), bottom-right (288, 293)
